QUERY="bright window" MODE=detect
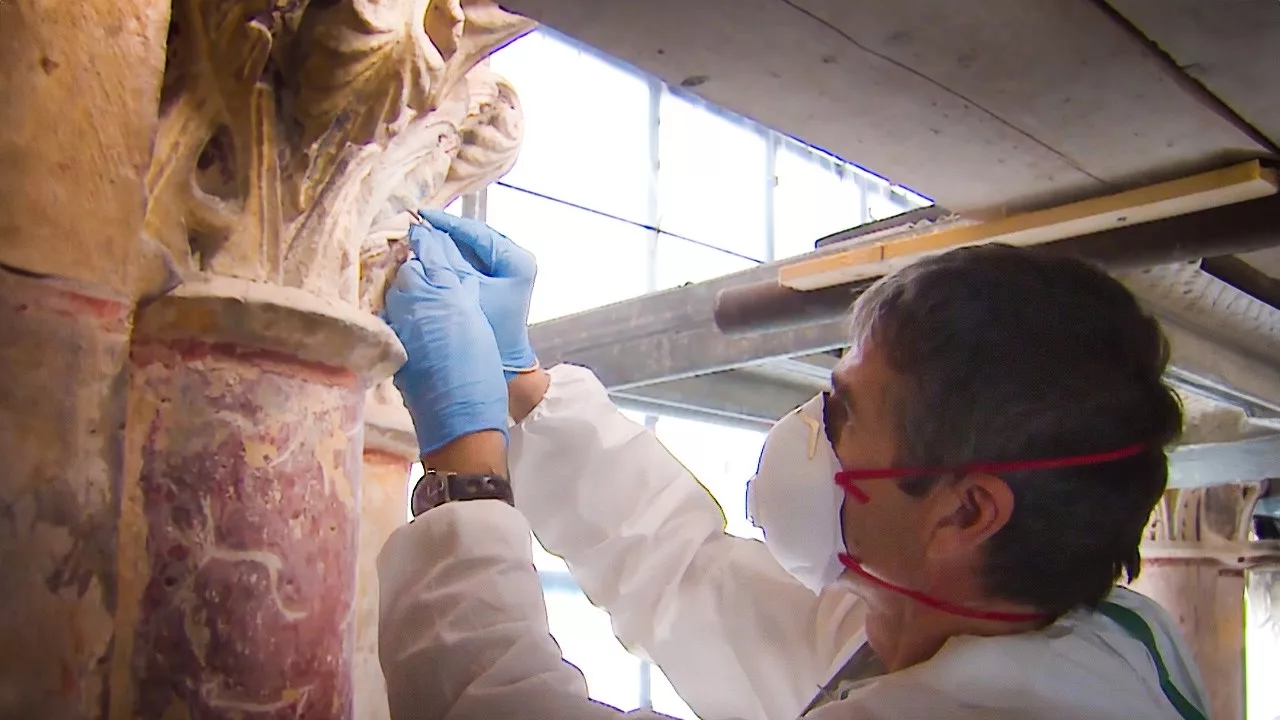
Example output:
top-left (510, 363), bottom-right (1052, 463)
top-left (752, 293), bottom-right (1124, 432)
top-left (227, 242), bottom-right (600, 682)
top-left (489, 31), bottom-right (652, 227)
top-left (1245, 570), bottom-right (1280, 720)
top-left (866, 181), bottom-right (931, 222)
top-left (650, 668), bottom-right (699, 719)
top-left (653, 415), bottom-right (766, 540)
top-left (773, 141), bottom-right (868, 259)
top-left (657, 91), bottom-right (769, 261)
top-left (545, 587), bottom-right (645, 710)
top-left (653, 233), bottom-right (758, 291)
top-left (485, 183), bottom-right (650, 323)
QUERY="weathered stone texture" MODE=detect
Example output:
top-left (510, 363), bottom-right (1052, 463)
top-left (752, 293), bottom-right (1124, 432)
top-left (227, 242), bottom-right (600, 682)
top-left (127, 340), bottom-right (364, 718)
top-left (353, 450), bottom-right (415, 720)
top-left (0, 270), bottom-right (133, 719)
top-left (1135, 483), bottom-right (1270, 720)
top-left (0, 0), bottom-right (176, 299)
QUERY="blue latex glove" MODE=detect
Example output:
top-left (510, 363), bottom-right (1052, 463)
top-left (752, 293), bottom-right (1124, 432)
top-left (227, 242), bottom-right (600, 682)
top-left (385, 222), bottom-right (508, 456)
top-left (418, 210), bottom-right (538, 381)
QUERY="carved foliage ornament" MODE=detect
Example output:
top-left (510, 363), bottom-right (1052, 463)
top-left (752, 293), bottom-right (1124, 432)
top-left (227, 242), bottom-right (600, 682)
top-left (1143, 484), bottom-right (1266, 546)
top-left (144, 0), bottom-right (534, 306)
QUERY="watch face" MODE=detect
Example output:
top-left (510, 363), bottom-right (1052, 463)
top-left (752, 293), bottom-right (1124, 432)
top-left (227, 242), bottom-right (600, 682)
top-left (411, 470), bottom-right (514, 517)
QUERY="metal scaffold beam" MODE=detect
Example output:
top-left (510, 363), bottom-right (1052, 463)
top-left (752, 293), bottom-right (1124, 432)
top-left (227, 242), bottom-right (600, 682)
top-left (529, 195), bottom-right (1280, 491)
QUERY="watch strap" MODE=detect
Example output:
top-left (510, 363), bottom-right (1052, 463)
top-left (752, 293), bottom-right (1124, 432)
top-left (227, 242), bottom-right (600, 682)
top-left (411, 469), bottom-right (514, 517)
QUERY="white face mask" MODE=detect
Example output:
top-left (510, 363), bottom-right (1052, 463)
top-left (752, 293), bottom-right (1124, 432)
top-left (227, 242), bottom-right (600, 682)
top-left (745, 393), bottom-right (845, 593)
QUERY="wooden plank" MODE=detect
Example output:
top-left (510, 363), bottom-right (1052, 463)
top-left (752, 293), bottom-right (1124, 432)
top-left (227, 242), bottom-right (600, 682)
top-left (779, 161), bottom-right (1279, 291)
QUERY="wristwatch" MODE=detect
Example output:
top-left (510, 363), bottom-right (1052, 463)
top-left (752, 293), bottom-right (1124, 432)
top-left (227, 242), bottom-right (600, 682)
top-left (410, 469), bottom-right (515, 518)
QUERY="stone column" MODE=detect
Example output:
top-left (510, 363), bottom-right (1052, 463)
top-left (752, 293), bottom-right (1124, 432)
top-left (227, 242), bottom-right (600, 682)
top-left (1, 0), bottom-right (532, 716)
top-left (354, 388), bottom-right (419, 720)
top-left (120, 0), bottom-right (532, 713)
top-left (1135, 483), bottom-right (1277, 720)
top-left (0, 271), bottom-right (138, 719)
top-left (0, 1), bottom-right (172, 718)
top-left (122, 278), bottom-right (404, 717)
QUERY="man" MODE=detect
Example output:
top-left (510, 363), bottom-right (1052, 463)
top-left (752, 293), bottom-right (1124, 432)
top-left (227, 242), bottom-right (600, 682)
top-left (376, 212), bottom-right (1210, 719)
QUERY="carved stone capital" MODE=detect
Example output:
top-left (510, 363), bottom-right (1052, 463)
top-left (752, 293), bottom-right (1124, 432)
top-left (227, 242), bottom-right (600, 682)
top-left (1142, 483), bottom-right (1280, 568)
top-left (145, 0), bottom-right (535, 308)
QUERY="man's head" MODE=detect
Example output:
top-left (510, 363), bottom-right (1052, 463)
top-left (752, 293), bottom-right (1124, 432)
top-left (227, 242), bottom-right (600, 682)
top-left (827, 244), bottom-right (1181, 659)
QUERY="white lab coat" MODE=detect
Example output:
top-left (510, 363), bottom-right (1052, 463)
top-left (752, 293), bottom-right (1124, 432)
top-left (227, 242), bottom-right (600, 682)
top-left (378, 364), bottom-right (1211, 720)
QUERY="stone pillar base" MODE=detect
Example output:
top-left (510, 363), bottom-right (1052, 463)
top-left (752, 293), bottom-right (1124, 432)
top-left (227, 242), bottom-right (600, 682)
top-left (0, 268), bottom-right (134, 719)
top-left (120, 276), bottom-right (403, 719)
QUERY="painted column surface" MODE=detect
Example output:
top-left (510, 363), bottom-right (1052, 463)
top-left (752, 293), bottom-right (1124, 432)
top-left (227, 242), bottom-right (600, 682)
top-left (0, 269), bottom-right (134, 720)
top-left (0, 0), bottom-right (170, 715)
top-left (121, 278), bottom-right (404, 719)
top-left (129, 343), bottom-right (362, 717)
top-left (353, 451), bottom-right (414, 720)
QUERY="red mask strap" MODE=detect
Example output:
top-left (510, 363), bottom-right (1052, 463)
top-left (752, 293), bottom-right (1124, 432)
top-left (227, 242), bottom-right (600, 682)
top-left (832, 445), bottom-right (1146, 622)
top-left (838, 553), bottom-right (1048, 623)
top-left (843, 484), bottom-right (871, 504)
top-left (835, 443), bottom-right (1146, 503)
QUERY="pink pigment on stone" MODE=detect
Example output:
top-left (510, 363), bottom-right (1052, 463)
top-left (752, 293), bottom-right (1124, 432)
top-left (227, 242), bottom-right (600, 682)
top-left (130, 341), bottom-right (363, 719)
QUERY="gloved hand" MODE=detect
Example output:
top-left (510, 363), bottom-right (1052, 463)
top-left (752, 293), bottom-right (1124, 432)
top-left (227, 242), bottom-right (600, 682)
top-left (418, 209), bottom-right (538, 381)
top-left (385, 222), bottom-right (509, 456)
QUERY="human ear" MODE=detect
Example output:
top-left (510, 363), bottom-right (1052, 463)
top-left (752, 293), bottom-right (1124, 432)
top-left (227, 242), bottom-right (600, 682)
top-left (924, 473), bottom-right (1015, 558)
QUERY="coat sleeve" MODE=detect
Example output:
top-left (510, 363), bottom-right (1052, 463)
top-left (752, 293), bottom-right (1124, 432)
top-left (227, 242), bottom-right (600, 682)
top-left (377, 500), bottom-right (695, 720)
top-left (508, 364), bottom-right (867, 720)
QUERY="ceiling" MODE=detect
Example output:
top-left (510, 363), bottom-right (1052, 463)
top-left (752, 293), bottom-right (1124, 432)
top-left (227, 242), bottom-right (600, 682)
top-left (499, 0), bottom-right (1278, 216)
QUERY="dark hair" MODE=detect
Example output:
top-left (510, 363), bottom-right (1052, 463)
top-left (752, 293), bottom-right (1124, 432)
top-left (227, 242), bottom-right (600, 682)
top-left (849, 244), bottom-right (1182, 617)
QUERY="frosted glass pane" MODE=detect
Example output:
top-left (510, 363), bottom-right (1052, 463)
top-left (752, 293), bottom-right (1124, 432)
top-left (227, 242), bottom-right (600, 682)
top-left (650, 667), bottom-right (699, 719)
top-left (531, 534), bottom-right (569, 573)
top-left (486, 184), bottom-right (649, 323)
top-left (774, 144), bottom-right (867, 260)
top-left (545, 588), bottom-right (643, 710)
top-left (653, 235), bottom-right (758, 291)
top-left (866, 183), bottom-right (930, 222)
top-left (1246, 570), bottom-right (1280, 720)
top-left (620, 408), bottom-right (650, 425)
top-left (654, 416), bottom-right (766, 539)
top-left (658, 92), bottom-right (768, 260)
top-left (490, 31), bottom-right (651, 225)
top-left (405, 463), bottom-right (424, 522)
